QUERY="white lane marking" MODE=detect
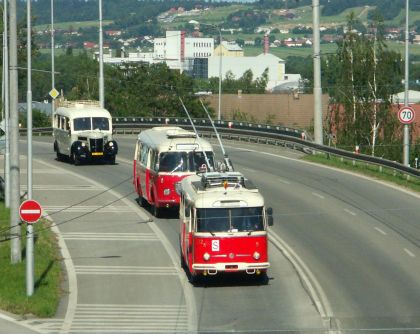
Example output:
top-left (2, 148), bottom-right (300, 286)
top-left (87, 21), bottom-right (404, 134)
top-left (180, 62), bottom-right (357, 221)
top-left (344, 208), bottom-right (357, 216)
top-left (21, 184), bottom-right (105, 191)
top-left (278, 178), bottom-right (291, 185)
top-left (0, 168), bottom-right (62, 174)
top-left (312, 192), bottom-right (325, 199)
top-left (374, 227), bottom-right (387, 235)
top-left (47, 212), bottom-right (78, 334)
top-left (69, 304), bottom-right (188, 331)
top-left (74, 265), bottom-right (178, 275)
top-left (241, 167), bottom-right (256, 173)
top-left (404, 248), bottom-right (415, 258)
top-left (61, 232), bottom-right (158, 241)
top-left (43, 205), bottom-right (131, 213)
top-left (268, 232), bottom-right (336, 329)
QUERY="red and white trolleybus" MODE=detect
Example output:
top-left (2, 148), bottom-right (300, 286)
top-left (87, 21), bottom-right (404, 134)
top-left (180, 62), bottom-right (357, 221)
top-left (133, 127), bottom-right (214, 217)
top-left (178, 171), bottom-right (274, 283)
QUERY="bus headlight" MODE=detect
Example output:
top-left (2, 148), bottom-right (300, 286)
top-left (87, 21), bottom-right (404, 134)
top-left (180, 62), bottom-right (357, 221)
top-left (108, 141), bottom-right (114, 147)
top-left (253, 251), bottom-right (260, 260)
top-left (203, 252), bottom-right (210, 261)
top-left (81, 142), bottom-right (86, 147)
top-left (163, 188), bottom-right (170, 195)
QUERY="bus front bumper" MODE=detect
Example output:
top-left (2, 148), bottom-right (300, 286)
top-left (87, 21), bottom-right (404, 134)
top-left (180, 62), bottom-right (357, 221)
top-left (192, 262), bottom-right (270, 275)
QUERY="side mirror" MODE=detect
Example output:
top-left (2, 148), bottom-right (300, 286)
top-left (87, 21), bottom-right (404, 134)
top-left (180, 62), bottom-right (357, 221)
top-left (266, 207), bottom-right (274, 226)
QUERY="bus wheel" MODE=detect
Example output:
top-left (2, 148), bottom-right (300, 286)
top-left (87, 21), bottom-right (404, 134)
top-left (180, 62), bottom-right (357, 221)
top-left (108, 155), bottom-right (116, 165)
top-left (257, 272), bottom-right (269, 285)
top-left (137, 196), bottom-right (146, 207)
top-left (153, 204), bottom-right (161, 218)
top-left (188, 271), bottom-right (198, 285)
top-left (72, 152), bottom-right (80, 166)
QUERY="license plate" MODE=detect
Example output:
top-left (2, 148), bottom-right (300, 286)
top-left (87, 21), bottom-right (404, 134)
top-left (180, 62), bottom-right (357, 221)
top-left (91, 152), bottom-right (103, 156)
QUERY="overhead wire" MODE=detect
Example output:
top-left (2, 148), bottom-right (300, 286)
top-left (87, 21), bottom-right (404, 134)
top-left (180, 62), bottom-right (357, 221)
top-left (0, 174), bottom-right (133, 236)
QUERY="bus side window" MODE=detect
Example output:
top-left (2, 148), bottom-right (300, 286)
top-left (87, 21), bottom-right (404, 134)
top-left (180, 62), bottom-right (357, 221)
top-left (61, 117), bottom-right (66, 130)
top-left (190, 208), bottom-right (195, 232)
top-left (150, 149), bottom-right (159, 171)
top-left (140, 143), bottom-right (148, 166)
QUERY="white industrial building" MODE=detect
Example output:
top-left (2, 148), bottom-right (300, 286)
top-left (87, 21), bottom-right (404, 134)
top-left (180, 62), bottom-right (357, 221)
top-left (104, 31), bottom-right (213, 72)
top-left (100, 30), bottom-right (300, 91)
top-left (154, 31), bottom-right (213, 63)
top-left (208, 53), bottom-right (300, 91)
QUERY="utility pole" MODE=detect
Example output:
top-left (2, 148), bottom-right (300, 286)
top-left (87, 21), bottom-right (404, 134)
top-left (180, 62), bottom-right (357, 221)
top-left (403, 0), bottom-right (410, 166)
top-left (98, 0), bottom-right (104, 108)
top-left (26, 0), bottom-right (34, 296)
top-left (3, 0), bottom-right (10, 208)
top-left (313, 0), bottom-right (323, 145)
top-left (51, 0), bottom-right (55, 115)
top-left (9, 0), bottom-right (21, 264)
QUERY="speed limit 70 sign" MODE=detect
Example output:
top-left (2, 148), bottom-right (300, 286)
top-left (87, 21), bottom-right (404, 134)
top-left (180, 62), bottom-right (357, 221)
top-left (398, 106), bottom-right (416, 124)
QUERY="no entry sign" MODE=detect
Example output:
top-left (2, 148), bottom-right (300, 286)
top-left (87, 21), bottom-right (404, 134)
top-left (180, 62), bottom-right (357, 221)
top-left (19, 200), bottom-right (42, 223)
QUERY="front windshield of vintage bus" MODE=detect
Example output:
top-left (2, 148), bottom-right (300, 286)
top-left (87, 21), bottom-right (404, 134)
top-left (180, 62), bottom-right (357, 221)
top-left (196, 207), bottom-right (264, 233)
top-left (158, 152), bottom-right (188, 172)
top-left (92, 117), bottom-right (110, 131)
top-left (73, 117), bottom-right (91, 131)
top-left (189, 151), bottom-right (214, 171)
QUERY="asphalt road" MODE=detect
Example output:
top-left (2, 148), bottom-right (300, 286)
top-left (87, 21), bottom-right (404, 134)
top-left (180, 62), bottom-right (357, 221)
top-left (3, 134), bottom-right (420, 334)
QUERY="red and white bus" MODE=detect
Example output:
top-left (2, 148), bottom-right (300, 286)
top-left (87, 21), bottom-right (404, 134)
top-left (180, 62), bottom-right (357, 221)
top-left (133, 127), bottom-right (214, 217)
top-left (178, 171), bottom-right (273, 283)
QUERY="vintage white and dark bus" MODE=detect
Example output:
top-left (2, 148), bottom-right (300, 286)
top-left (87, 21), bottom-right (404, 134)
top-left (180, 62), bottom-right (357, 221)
top-left (53, 100), bottom-right (118, 165)
top-left (133, 127), bottom-right (214, 217)
top-left (178, 171), bottom-right (273, 283)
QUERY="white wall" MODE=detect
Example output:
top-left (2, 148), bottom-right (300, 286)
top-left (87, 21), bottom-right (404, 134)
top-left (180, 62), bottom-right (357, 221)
top-left (208, 53), bottom-right (285, 82)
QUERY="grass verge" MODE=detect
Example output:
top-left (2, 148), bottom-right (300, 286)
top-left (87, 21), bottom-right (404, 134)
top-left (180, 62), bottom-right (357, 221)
top-left (303, 153), bottom-right (420, 194)
top-left (0, 203), bottom-right (62, 317)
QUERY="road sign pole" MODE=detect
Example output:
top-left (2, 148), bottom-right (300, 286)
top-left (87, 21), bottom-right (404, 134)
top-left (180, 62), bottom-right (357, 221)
top-left (26, 0), bottom-right (34, 297)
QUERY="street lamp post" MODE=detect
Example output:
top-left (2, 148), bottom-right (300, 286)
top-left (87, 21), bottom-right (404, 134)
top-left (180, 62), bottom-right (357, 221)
top-left (189, 20), bottom-right (222, 121)
top-left (403, 0), bottom-right (410, 166)
top-left (99, 0), bottom-right (104, 108)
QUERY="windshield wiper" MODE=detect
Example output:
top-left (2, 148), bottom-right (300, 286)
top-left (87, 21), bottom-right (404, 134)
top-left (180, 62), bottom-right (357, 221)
top-left (171, 158), bottom-right (184, 173)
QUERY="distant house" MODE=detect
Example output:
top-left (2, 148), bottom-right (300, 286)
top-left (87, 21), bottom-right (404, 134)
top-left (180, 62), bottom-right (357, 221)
top-left (83, 41), bottom-right (97, 49)
top-left (105, 30), bottom-right (122, 37)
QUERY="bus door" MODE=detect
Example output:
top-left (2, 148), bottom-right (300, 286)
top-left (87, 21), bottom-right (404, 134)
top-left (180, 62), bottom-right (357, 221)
top-left (180, 194), bottom-right (189, 258)
top-left (147, 149), bottom-right (159, 203)
top-left (133, 141), bottom-right (140, 192)
top-left (138, 143), bottom-right (149, 200)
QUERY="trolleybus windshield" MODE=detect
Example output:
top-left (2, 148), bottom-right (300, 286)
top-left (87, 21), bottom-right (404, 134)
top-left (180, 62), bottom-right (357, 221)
top-left (158, 151), bottom-right (214, 173)
top-left (196, 207), bottom-right (264, 233)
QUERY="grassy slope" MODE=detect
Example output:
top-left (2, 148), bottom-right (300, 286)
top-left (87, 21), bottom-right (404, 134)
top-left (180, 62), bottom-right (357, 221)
top-left (303, 153), bottom-right (420, 194)
top-left (34, 20), bottom-right (114, 31)
top-left (0, 203), bottom-right (62, 317)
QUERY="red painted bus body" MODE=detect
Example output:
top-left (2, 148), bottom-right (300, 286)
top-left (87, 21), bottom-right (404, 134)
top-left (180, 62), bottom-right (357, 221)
top-left (133, 127), bottom-right (214, 217)
top-left (178, 172), bottom-right (273, 282)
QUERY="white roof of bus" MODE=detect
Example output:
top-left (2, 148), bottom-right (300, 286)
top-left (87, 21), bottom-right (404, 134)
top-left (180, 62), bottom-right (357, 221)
top-left (54, 106), bottom-right (111, 119)
top-left (180, 173), bottom-right (264, 208)
top-left (137, 127), bottom-right (213, 152)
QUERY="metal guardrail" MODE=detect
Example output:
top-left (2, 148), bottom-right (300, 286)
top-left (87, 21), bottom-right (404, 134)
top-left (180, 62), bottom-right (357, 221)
top-left (21, 117), bottom-right (420, 179)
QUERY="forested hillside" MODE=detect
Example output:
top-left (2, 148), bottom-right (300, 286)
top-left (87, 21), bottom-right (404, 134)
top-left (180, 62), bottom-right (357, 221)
top-left (19, 0), bottom-right (420, 26)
